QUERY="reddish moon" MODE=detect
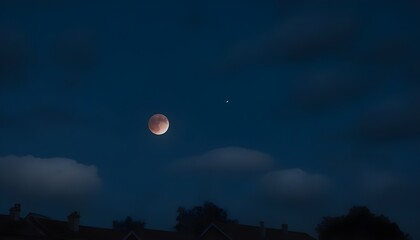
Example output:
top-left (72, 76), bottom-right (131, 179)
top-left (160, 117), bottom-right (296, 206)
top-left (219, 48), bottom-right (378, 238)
top-left (148, 114), bottom-right (169, 135)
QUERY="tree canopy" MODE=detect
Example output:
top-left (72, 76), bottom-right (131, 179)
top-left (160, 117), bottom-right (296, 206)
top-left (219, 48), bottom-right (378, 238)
top-left (174, 201), bottom-right (237, 235)
top-left (112, 216), bottom-right (145, 232)
top-left (316, 206), bottom-right (410, 240)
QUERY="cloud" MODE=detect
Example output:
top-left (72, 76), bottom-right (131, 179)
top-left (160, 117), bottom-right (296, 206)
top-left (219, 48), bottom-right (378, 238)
top-left (0, 155), bottom-right (101, 201)
top-left (358, 170), bottom-right (404, 197)
top-left (221, 9), bottom-right (360, 69)
top-left (289, 65), bottom-right (377, 112)
top-left (353, 167), bottom-right (417, 205)
top-left (356, 95), bottom-right (420, 141)
top-left (352, 3), bottom-right (420, 67)
top-left (166, 147), bottom-right (274, 175)
top-left (349, 167), bottom-right (420, 240)
top-left (359, 35), bottom-right (415, 66)
top-left (260, 169), bottom-right (330, 204)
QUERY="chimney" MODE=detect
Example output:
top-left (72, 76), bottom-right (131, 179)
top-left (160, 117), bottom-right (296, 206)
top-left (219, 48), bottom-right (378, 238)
top-left (67, 211), bottom-right (80, 232)
top-left (9, 203), bottom-right (21, 222)
top-left (282, 224), bottom-right (288, 240)
top-left (259, 221), bottom-right (266, 240)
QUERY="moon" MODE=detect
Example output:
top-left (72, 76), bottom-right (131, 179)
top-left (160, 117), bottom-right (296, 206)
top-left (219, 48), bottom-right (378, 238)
top-left (148, 114), bottom-right (169, 135)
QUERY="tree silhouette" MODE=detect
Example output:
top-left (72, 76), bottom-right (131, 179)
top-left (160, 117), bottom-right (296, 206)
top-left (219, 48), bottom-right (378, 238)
top-left (112, 216), bottom-right (145, 231)
top-left (316, 206), bottom-right (410, 240)
top-left (174, 201), bottom-right (237, 235)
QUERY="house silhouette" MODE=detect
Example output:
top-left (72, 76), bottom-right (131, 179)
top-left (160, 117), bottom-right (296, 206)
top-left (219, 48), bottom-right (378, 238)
top-left (0, 203), bottom-right (316, 240)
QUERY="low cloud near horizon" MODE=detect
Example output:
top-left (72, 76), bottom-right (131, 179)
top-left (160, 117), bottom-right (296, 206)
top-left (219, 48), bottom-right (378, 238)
top-left (0, 155), bottom-right (101, 202)
top-left (166, 146), bottom-right (275, 176)
top-left (260, 168), bottom-right (331, 204)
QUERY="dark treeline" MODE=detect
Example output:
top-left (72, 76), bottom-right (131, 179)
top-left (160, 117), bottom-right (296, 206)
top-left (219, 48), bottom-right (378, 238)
top-left (113, 202), bottom-right (410, 239)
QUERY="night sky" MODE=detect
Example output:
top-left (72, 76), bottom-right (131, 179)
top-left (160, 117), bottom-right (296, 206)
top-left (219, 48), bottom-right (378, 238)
top-left (1, 0), bottom-right (420, 238)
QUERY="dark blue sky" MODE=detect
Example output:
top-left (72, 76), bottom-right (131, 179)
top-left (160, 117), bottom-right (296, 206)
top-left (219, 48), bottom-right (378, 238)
top-left (1, 0), bottom-right (420, 238)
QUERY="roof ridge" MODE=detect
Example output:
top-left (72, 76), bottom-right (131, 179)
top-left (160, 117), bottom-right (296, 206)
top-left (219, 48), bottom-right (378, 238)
top-left (36, 217), bottom-right (122, 232)
top-left (25, 212), bottom-right (51, 219)
top-left (216, 222), bottom-right (284, 230)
